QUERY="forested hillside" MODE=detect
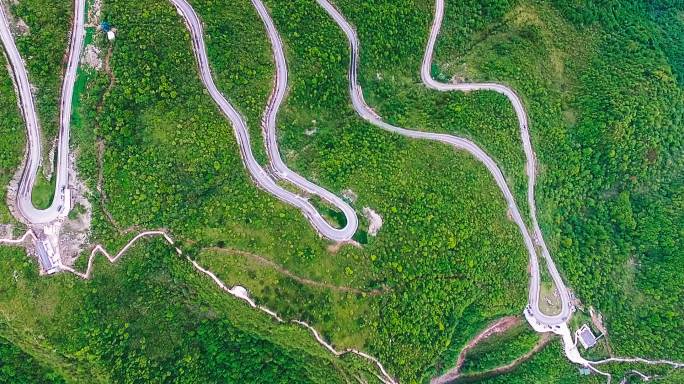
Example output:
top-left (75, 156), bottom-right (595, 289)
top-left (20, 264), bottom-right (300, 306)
top-left (88, 0), bottom-right (534, 380)
top-left (0, 242), bottom-right (383, 383)
top-left (434, 0), bottom-right (684, 362)
top-left (0, 0), bottom-right (681, 382)
top-left (0, 337), bottom-right (66, 384)
top-left (0, 64), bottom-right (24, 222)
top-left (2, 0), bottom-right (529, 382)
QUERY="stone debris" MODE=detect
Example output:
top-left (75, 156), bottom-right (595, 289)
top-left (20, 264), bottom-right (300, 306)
top-left (362, 207), bottom-right (383, 236)
top-left (305, 119), bottom-right (317, 135)
top-left (0, 224), bottom-right (12, 238)
top-left (15, 18), bottom-right (29, 35)
top-left (59, 152), bottom-right (93, 265)
top-left (82, 44), bottom-right (102, 70)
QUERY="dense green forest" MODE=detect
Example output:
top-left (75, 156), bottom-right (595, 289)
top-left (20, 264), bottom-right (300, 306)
top-left (472, 341), bottom-right (603, 384)
top-left (0, 337), bottom-right (66, 384)
top-left (0, 0), bottom-right (682, 382)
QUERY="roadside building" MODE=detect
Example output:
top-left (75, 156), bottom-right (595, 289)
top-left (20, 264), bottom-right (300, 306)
top-left (100, 21), bottom-right (116, 41)
top-left (35, 237), bottom-right (58, 274)
top-left (577, 324), bottom-right (598, 349)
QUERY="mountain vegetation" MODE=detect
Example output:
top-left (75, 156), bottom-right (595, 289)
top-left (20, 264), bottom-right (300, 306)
top-left (434, 0), bottom-right (684, 362)
top-left (0, 0), bottom-right (681, 382)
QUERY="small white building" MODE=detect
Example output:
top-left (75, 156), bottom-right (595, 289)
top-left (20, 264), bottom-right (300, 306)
top-left (107, 30), bottom-right (115, 41)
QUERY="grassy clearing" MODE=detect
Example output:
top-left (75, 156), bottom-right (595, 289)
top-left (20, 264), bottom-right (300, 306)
top-left (538, 281), bottom-right (561, 317)
top-left (70, 27), bottom-right (96, 132)
top-left (30, 171), bottom-right (56, 210)
top-left (67, 202), bottom-right (86, 220)
top-left (196, 247), bottom-right (379, 349)
top-left (308, 195), bottom-right (348, 229)
top-left (537, 256), bottom-right (561, 316)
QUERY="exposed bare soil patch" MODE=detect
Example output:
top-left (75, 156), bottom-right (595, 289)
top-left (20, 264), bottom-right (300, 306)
top-left (362, 206), bottom-right (382, 236)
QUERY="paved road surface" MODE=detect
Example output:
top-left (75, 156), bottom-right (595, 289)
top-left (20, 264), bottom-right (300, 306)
top-left (315, 0), bottom-right (572, 326)
top-left (421, 0), bottom-right (572, 329)
top-left (6, 0), bottom-right (683, 380)
top-left (2, 0), bottom-right (570, 326)
top-left (251, 0), bottom-right (358, 239)
top-left (170, 0), bottom-right (357, 242)
top-left (0, 0), bottom-right (85, 224)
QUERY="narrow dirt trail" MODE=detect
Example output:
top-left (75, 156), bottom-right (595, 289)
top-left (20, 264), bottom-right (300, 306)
top-left (448, 334), bottom-right (553, 384)
top-left (431, 316), bottom-right (520, 384)
top-left (62, 229), bottom-right (397, 384)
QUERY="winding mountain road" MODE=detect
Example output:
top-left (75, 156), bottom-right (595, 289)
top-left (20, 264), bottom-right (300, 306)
top-left (0, 0), bottom-right (84, 224)
top-left (1, 0), bottom-right (570, 338)
top-left (421, 0), bottom-right (573, 327)
top-left (3, 0), bottom-right (571, 325)
top-left (252, 0), bottom-right (358, 239)
top-left (2, 0), bottom-right (356, 241)
top-left (170, 0), bottom-right (357, 242)
top-left (314, 0), bottom-right (572, 327)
